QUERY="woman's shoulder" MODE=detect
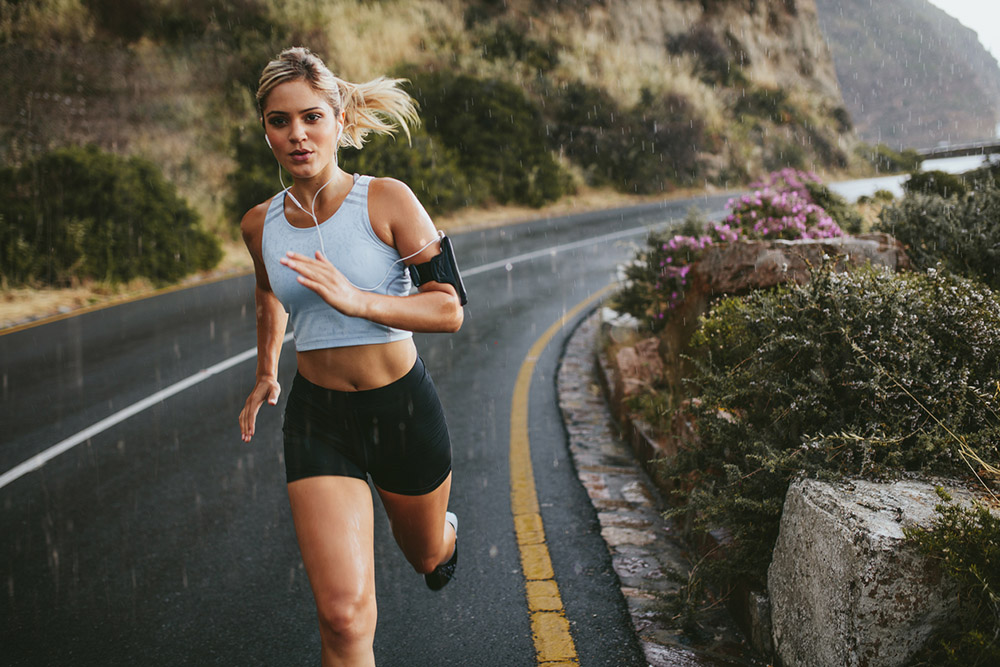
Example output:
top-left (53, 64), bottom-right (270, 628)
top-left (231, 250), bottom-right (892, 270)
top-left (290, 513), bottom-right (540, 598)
top-left (367, 176), bottom-right (415, 203)
top-left (367, 177), bottom-right (424, 221)
top-left (241, 196), bottom-right (278, 237)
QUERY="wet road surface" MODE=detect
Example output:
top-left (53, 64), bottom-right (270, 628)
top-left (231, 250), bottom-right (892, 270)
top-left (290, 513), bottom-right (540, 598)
top-left (1, 194), bottom-right (729, 666)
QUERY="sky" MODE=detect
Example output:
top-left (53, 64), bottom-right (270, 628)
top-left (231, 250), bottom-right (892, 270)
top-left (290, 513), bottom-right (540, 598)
top-left (927, 0), bottom-right (1000, 60)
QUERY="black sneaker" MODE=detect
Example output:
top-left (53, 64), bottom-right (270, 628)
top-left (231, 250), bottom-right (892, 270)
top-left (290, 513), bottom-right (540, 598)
top-left (425, 511), bottom-right (458, 591)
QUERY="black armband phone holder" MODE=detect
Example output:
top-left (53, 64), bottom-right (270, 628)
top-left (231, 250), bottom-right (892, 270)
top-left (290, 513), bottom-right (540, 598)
top-left (408, 234), bottom-right (468, 306)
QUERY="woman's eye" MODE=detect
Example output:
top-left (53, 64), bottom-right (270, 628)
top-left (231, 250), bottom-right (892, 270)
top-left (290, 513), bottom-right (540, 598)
top-left (306, 113), bottom-right (323, 122)
top-left (269, 118), bottom-right (287, 127)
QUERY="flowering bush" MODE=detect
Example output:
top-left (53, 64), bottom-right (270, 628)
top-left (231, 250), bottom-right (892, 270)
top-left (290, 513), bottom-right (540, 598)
top-left (724, 188), bottom-right (842, 240)
top-left (613, 169), bottom-right (846, 329)
top-left (725, 168), bottom-right (843, 240)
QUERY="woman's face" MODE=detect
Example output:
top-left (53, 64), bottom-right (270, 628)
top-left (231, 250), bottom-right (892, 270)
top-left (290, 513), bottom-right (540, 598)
top-left (262, 79), bottom-right (343, 181)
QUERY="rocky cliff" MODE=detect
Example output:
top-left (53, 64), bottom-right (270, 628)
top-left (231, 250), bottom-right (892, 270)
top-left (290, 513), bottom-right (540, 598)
top-left (815, 0), bottom-right (1000, 148)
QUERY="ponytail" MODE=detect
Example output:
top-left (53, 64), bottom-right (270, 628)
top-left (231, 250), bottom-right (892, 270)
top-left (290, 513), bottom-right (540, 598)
top-left (336, 75), bottom-right (420, 149)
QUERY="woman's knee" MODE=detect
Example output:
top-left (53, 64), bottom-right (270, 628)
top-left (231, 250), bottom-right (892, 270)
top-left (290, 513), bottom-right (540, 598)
top-left (404, 532), bottom-right (455, 575)
top-left (314, 587), bottom-right (377, 644)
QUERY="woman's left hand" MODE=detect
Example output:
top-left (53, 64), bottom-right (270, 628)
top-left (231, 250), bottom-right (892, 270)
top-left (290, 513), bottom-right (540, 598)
top-left (280, 250), bottom-right (366, 318)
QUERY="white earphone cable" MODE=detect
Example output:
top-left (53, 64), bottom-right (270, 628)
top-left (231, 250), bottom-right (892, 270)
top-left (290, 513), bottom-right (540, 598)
top-left (278, 168), bottom-right (441, 292)
top-left (270, 128), bottom-right (440, 292)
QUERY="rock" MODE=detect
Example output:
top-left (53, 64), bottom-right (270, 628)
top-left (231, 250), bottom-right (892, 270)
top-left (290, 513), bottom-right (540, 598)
top-left (601, 306), bottom-right (642, 343)
top-left (614, 337), bottom-right (663, 397)
top-left (746, 590), bottom-right (773, 657)
top-left (695, 233), bottom-right (911, 296)
top-left (767, 477), bottom-right (984, 667)
top-left (659, 235), bottom-right (911, 402)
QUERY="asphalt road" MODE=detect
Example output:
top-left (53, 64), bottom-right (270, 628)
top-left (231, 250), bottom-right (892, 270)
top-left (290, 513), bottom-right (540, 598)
top-left (1, 193), bottom-right (730, 666)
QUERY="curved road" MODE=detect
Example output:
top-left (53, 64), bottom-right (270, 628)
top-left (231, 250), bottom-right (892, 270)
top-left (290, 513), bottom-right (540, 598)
top-left (1, 193), bottom-right (729, 666)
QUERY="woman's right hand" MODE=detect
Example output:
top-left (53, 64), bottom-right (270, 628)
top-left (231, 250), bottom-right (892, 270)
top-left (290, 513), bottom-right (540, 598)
top-left (240, 377), bottom-right (281, 442)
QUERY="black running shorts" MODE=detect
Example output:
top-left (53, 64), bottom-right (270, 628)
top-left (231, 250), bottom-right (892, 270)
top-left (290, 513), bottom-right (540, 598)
top-left (282, 356), bottom-right (452, 495)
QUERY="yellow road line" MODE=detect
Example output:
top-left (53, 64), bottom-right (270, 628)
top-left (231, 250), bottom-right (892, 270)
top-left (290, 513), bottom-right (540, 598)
top-left (509, 283), bottom-right (616, 665)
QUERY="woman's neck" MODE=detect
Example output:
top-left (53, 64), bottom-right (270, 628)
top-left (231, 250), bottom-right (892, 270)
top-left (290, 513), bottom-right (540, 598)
top-left (290, 168), bottom-right (348, 208)
top-left (283, 167), bottom-right (352, 228)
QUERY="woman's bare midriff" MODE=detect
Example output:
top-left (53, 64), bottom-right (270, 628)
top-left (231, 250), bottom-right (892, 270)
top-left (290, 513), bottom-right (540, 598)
top-left (295, 338), bottom-right (418, 391)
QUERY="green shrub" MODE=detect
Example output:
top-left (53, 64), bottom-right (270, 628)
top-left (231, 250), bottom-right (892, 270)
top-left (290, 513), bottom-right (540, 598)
top-left (546, 81), bottom-right (623, 188)
top-left (668, 24), bottom-right (743, 86)
top-left (904, 170), bottom-right (968, 199)
top-left (964, 160), bottom-right (1000, 189)
top-left (875, 181), bottom-right (1000, 290)
top-left (830, 105), bottom-right (852, 133)
top-left (734, 85), bottom-right (791, 122)
top-left (762, 137), bottom-right (807, 172)
top-left (663, 267), bottom-right (1000, 589)
top-left (621, 90), bottom-right (707, 192)
top-left (547, 82), bottom-right (707, 193)
top-left (341, 127), bottom-right (472, 217)
top-left (906, 491), bottom-right (1000, 667)
top-left (474, 20), bottom-right (560, 73)
top-left (0, 145), bottom-right (220, 286)
top-left (856, 143), bottom-right (922, 174)
top-left (408, 71), bottom-right (571, 207)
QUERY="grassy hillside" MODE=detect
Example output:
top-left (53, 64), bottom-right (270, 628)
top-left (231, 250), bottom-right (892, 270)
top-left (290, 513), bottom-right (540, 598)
top-left (815, 0), bottom-right (1000, 149)
top-left (1, 0), bottom-right (860, 286)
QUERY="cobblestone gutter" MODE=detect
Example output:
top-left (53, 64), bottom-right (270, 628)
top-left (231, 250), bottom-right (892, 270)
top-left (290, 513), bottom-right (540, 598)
top-left (557, 310), bottom-right (761, 667)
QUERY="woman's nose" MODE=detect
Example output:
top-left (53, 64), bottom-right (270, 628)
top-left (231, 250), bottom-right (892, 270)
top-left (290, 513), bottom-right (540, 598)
top-left (289, 121), bottom-right (307, 142)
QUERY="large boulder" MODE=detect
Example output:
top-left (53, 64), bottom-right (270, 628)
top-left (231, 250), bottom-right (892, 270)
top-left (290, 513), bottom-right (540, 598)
top-left (694, 232), bottom-right (910, 294)
top-left (767, 477), bottom-right (982, 667)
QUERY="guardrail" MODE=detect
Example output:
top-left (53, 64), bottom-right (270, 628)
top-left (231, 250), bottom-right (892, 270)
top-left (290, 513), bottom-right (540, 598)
top-left (916, 140), bottom-right (1000, 160)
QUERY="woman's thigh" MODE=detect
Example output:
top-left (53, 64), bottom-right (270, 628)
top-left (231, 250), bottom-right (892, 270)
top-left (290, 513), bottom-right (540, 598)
top-left (376, 472), bottom-right (453, 571)
top-left (287, 476), bottom-right (376, 607)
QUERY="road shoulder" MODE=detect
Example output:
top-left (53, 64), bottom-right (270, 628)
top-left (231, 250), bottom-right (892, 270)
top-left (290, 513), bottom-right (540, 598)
top-left (557, 310), bottom-right (759, 667)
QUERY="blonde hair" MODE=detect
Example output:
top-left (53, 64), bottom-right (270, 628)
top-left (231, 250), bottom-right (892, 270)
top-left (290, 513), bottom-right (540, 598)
top-left (256, 46), bottom-right (419, 149)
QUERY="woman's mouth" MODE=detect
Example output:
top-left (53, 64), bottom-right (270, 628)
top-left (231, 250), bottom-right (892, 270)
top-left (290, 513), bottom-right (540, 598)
top-left (290, 150), bottom-right (312, 162)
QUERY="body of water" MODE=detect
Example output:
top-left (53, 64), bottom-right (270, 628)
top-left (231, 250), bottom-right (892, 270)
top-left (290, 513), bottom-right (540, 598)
top-left (829, 154), bottom-right (999, 202)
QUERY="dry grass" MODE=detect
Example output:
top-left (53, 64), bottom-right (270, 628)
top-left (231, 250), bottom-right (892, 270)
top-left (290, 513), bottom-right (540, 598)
top-left (281, 0), bottom-right (465, 80)
top-left (0, 0), bottom-right (95, 45)
top-left (0, 242), bottom-right (253, 331)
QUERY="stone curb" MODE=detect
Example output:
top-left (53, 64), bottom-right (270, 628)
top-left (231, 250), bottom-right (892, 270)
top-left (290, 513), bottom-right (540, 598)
top-left (557, 310), bottom-right (760, 667)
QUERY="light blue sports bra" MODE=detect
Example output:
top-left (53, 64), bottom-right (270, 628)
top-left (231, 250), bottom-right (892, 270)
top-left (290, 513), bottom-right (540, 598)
top-left (261, 175), bottom-right (413, 351)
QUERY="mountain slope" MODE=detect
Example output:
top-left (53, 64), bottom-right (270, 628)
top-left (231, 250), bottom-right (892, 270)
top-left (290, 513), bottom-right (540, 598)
top-left (815, 0), bottom-right (1000, 148)
top-left (1, 0), bottom-right (858, 231)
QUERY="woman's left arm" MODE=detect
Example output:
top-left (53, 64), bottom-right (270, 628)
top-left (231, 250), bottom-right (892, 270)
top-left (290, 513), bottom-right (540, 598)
top-left (280, 177), bottom-right (463, 333)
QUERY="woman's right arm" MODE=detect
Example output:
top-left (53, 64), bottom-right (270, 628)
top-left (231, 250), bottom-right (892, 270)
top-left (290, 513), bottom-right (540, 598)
top-left (239, 203), bottom-right (289, 443)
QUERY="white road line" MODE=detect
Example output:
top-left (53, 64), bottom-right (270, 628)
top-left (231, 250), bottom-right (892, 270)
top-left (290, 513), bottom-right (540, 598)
top-left (0, 337), bottom-right (291, 490)
top-left (462, 222), bottom-right (659, 277)
top-left (0, 216), bottom-right (690, 490)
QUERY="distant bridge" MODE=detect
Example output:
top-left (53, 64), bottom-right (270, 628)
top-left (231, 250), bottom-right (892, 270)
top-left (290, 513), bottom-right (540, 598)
top-left (916, 140), bottom-right (1000, 160)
